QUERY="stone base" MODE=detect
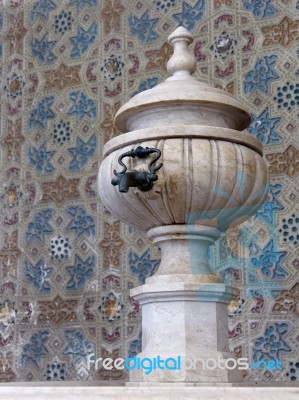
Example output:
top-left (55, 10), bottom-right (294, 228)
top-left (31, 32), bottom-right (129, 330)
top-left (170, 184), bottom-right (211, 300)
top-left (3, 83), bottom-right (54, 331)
top-left (128, 225), bottom-right (242, 384)
top-left (130, 281), bottom-right (240, 384)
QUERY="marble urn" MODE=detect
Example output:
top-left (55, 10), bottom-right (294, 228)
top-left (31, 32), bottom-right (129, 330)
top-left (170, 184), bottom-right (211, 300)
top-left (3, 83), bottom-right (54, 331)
top-left (98, 27), bottom-right (269, 384)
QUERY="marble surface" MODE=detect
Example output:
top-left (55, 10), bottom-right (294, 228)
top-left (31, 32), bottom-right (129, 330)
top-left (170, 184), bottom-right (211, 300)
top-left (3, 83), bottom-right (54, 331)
top-left (0, 385), bottom-right (298, 400)
top-left (130, 282), bottom-right (240, 383)
top-left (99, 137), bottom-right (268, 232)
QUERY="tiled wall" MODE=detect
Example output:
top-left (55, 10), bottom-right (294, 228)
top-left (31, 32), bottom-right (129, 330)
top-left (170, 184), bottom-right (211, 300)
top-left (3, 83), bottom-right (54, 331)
top-left (0, 0), bottom-right (298, 383)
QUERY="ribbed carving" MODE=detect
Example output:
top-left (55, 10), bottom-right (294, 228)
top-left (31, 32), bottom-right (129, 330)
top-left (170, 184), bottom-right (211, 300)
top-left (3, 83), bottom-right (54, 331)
top-left (98, 137), bottom-right (268, 232)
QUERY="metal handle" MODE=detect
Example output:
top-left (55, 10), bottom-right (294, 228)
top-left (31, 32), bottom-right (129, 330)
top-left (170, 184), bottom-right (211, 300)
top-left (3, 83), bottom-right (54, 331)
top-left (111, 146), bottom-right (163, 193)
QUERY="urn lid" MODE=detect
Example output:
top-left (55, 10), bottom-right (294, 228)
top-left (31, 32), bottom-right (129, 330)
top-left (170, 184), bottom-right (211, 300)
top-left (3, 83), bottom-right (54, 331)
top-left (114, 26), bottom-right (251, 133)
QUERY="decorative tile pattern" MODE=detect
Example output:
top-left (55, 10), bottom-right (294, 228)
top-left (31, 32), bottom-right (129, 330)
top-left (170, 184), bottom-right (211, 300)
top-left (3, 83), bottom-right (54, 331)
top-left (52, 121), bottom-right (73, 145)
top-left (278, 213), bottom-right (299, 245)
top-left (100, 103), bottom-right (121, 144)
top-left (29, 97), bottom-right (56, 129)
top-left (262, 16), bottom-right (299, 48)
top-left (66, 254), bottom-right (95, 290)
top-left (70, 22), bottom-right (97, 58)
top-left (0, 352), bottom-right (16, 382)
top-left (63, 329), bottom-right (94, 366)
top-left (242, 0), bottom-right (277, 19)
top-left (1, 183), bottom-right (22, 209)
top-left (22, 331), bottom-right (50, 367)
top-left (45, 360), bottom-right (68, 381)
top-left (23, 259), bottom-right (53, 292)
top-left (98, 291), bottom-right (124, 321)
top-left (31, 0), bottom-right (56, 21)
top-left (129, 249), bottom-right (160, 283)
top-left (132, 77), bottom-right (159, 96)
top-left (145, 42), bottom-right (172, 71)
top-left (266, 145), bottom-right (299, 178)
top-left (67, 93), bottom-right (97, 121)
top-left (100, 221), bottom-right (124, 269)
top-left (210, 31), bottom-right (237, 59)
top-left (6, 12), bottom-right (27, 55)
top-left (49, 236), bottom-right (71, 261)
top-left (285, 361), bottom-right (299, 382)
top-left (28, 144), bottom-right (55, 174)
top-left (69, 0), bottom-right (98, 11)
top-left (244, 55), bottom-right (279, 94)
top-left (38, 295), bottom-right (78, 324)
top-left (128, 332), bottom-right (142, 357)
top-left (101, 0), bottom-right (125, 34)
top-left (274, 82), bottom-right (299, 111)
top-left (30, 34), bottom-right (57, 64)
top-left (255, 183), bottom-right (284, 225)
top-left (68, 135), bottom-right (96, 170)
top-left (0, 300), bottom-right (16, 331)
top-left (247, 107), bottom-right (282, 144)
top-left (53, 10), bottom-right (73, 34)
top-left (252, 322), bottom-right (292, 362)
top-left (66, 206), bottom-right (95, 237)
top-left (3, 119), bottom-right (25, 163)
top-left (25, 209), bottom-right (54, 244)
top-left (249, 239), bottom-right (288, 280)
top-left (0, 231), bottom-right (21, 278)
top-left (272, 283), bottom-right (299, 318)
top-left (0, 0), bottom-right (297, 384)
top-left (129, 11), bottom-right (159, 43)
top-left (100, 54), bottom-right (124, 81)
top-left (4, 72), bottom-right (25, 99)
top-left (44, 64), bottom-right (81, 90)
top-left (173, 0), bottom-right (205, 30)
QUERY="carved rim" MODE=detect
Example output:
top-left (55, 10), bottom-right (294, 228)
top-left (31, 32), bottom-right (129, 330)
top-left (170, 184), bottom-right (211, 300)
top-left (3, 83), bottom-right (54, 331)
top-left (115, 98), bottom-right (252, 133)
top-left (103, 125), bottom-right (263, 157)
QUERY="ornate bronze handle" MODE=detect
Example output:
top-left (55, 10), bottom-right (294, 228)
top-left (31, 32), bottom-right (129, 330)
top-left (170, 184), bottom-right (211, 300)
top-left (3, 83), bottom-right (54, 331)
top-left (111, 146), bottom-right (163, 193)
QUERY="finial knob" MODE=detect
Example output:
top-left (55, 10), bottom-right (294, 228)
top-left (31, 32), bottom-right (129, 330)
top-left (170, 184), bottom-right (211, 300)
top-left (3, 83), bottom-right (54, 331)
top-left (167, 26), bottom-right (197, 78)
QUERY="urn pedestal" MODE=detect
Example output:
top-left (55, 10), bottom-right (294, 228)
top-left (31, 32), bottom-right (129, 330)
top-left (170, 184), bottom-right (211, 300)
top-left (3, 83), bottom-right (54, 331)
top-left (98, 27), bottom-right (269, 384)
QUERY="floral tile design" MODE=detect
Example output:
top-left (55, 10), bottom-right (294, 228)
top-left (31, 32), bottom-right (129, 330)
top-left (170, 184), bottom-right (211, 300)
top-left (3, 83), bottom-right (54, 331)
top-left (68, 135), bottom-right (96, 170)
top-left (244, 55), bottom-right (279, 94)
top-left (70, 22), bottom-right (97, 58)
top-left (29, 96), bottom-right (56, 129)
top-left (69, 0), bottom-right (98, 11)
top-left (252, 322), bottom-right (292, 362)
top-left (173, 0), bottom-right (206, 30)
top-left (63, 329), bottom-right (94, 367)
top-left (22, 331), bottom-right (50, 368)
top-left (31, 0), bottom-right (57, 21)
top-left (67, 92), bottom-right (97, 121)
top-left (247, 107), bottom-right (282, 144)
top-left (30, 34), bottom-right (57, 64)
top-left (65, 206), bottom-right (95, 237)
top-left (249, 239), bottom-right (288, 280)
top-left (129, 249), bottom-right (160, 283)
top-left (66, 254), bottom-right (95, 290)
top-left (242, 0), bottom-right (277, 19)
top-left (23, 259), bottom-right (53, 292)
top-left (129, 11), bottom-right (159, 43)
top-left (25, 209), bottom-right (54, 244)
top-left (28, 144), bottom-right (55, 174)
